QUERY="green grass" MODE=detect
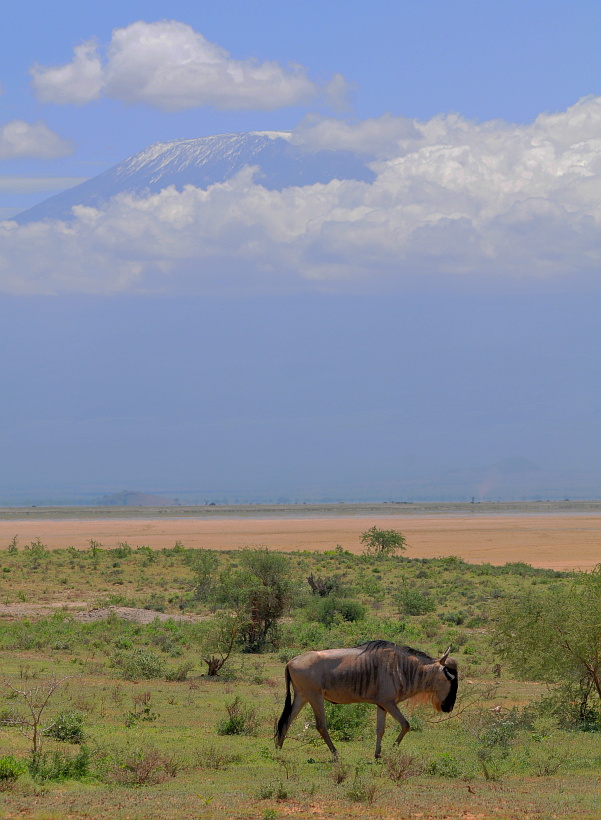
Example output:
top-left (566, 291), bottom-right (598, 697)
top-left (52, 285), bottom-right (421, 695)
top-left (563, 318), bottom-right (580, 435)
top-left (0, 540), bottom-right (599, 819)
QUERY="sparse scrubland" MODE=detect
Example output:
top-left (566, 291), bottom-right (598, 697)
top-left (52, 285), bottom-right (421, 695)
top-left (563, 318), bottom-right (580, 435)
top-left (0, 532), bottom-right (600, 819)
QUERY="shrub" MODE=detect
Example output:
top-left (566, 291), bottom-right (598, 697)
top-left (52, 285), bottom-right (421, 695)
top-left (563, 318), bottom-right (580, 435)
top-left (395, 586), bottom-right (435, 616)
top-left (383, 749), bottom-right (421, 783)
top-left (165, 661), bottom-right (195, 682)
top-left (346, 768), bottom-right (377, 804)
top-left (113, 648), bottom-right (165, 680)
top-left (522, 685), bottom-right (601, 733)
top-left (258, 782), bottom-right (290, 800)
top-left (324, 702), bottom-right (370, 742)
top-left (308, 597), bottom-right (366, 627)
top-left (330, 761), bottom-right (351, 784)
top-left (107, 746), bottom-right (177, 786)
top-left (425, 752), bottom-right (462, 779)
top-left (195, 744), bottom-right (242, 770)
top-left (28, 747), bottom-right (90, 781)
top-left (43, 711), bottom-right (85, 744)
top-left (216, 696), bottom-right (258, 736)
top-left (463, 707), bottom-right (521, 781)
top-left (0, 756), bottom-right (26, 790)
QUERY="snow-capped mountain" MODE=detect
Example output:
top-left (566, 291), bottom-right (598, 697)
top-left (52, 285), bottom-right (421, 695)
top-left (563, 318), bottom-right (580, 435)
top-left (14, 131), bottom-right (374, 224)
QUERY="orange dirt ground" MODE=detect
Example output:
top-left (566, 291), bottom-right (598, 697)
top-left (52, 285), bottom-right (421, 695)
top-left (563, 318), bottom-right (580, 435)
top-left (1, 514), bottom-right (600, 571)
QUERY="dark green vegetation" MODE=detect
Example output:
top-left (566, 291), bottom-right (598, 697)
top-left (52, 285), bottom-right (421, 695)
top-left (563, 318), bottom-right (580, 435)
top-left (0, 534), bottom-right (600, 819)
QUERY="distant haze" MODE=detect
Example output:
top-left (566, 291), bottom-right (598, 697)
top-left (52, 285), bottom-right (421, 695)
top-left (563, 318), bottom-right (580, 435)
top-left (1, 290), bottom-right (600, 506)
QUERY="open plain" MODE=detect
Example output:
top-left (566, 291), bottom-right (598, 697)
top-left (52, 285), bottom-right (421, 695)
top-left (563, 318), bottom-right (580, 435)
top-left (1, 501), bottom-right (600, 819)
top-left (1, 501), bottom-right (600, 569)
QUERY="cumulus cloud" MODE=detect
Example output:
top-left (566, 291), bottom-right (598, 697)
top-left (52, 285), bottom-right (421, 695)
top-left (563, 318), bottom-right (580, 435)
top-left (31, 20), bottom-right (344, 111)
top-left (0, 120), bottom-right (73, 159)
top-left (31, 41), bottom-right (104, 105)
top-left (2, 96), bottom-right (601, 294)
top-left (292, 113), bottom-right (422, 158)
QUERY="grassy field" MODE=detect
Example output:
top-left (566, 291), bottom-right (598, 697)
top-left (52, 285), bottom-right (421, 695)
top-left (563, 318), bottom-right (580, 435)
top-left (0, 528), bottom-right (600, 819)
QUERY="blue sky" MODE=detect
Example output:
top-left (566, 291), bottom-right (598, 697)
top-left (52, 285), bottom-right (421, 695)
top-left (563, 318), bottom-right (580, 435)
top-left (1, 1), bottom-right (601, 502)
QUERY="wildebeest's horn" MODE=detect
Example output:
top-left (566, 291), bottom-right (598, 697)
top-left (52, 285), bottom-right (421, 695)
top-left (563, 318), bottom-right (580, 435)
top-left (438, 646), bottom-right (451, 665)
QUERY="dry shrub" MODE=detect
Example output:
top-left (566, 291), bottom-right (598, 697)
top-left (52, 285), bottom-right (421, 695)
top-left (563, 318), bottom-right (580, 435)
top-left (383, 748), bottom-right (423, 783)
top-left (194, 744), bottom-right (242, 770)
top-left (330, 760), bottom-right (351, 784)
top-left (346, 768), bottom-right (377, 804)
top-left (107, 746), bottom-right (179, 786)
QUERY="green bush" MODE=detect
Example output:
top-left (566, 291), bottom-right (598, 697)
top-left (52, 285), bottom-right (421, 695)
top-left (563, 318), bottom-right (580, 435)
top-left (426, 752), bottom-right (462, 778)
top-left (395, 586), bottom-right (436, 616)
top-left (43, 711), bottom-right (85, 744)
top-left (216, 696), bottom-right (258, 736)
top-left (523, 687), bottom-right (601, 733)
top-left (324, 702), bottom-right (370, 741)
top-left (308, 597), bottom-right (366, 627)
top-left (0, 756), bottom-right (26, 789)
top-left (165, 661), bottom-right (195, 682)
top-left (113, 648), bottom-right (165, 680)
top-left (28, 747), bottom-right (90, 782)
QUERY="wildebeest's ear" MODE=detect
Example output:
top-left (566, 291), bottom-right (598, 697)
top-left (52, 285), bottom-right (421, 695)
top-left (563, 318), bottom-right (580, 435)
top-left (438, 646), bottom-right (451, 665)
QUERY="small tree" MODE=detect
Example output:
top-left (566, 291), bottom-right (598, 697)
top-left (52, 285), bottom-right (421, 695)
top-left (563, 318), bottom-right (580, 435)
top-left (190, 548), bottom-right (219, 602)
top-left (88, 539), bottom-right (102, 560)
top-left (360, 526), bottom-right (407, 557)
top-left (214, 549), bottom-right (291, 652)
top-left (493, 566), bottom-right (601, 726)
top-left (202, 615), bottom-right (239, 676)
top-left (1, 675), bottom-right (71, 753)
top-left (24, 538), bottom-right (46, 570)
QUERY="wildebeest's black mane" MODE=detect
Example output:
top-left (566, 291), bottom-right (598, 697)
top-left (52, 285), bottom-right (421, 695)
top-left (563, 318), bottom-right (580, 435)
top-left (357, 640), bottom-right (434, 664)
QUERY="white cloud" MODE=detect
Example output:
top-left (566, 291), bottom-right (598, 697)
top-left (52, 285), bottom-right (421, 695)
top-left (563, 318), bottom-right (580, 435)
top-left (31, 20), bottom-right (343, 111)
top-left (0, 120), bottom-right (74, 160)
top-left (292, 113), bottom-right (422, 158)
top-left (31, 41), bottom-right (103, 105)
top-left (2, 96), bottom-right (601, 294)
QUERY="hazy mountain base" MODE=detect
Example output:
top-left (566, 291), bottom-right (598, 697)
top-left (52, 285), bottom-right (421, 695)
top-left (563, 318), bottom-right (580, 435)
top-left (2, 499), bottom-right (601, 520)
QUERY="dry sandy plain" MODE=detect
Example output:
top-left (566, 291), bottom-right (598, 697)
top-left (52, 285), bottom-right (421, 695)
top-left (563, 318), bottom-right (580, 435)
top-left (1, 502), bottom-right (600, 571)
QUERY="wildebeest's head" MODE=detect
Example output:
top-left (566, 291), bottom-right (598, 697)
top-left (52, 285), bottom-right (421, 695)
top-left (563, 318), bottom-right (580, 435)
top-left (435, 646), bottom-right (458, 713)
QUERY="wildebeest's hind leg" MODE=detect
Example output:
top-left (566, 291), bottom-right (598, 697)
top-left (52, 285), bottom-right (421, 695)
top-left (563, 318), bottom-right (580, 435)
top-left (380, 701), bottom-right (410, 747)
top-left (307, 695), bottom-right (338, 759)
top-left (375, 705), bottom-right (387, 759)
top-left (275, 689), bottom-right (307, 748)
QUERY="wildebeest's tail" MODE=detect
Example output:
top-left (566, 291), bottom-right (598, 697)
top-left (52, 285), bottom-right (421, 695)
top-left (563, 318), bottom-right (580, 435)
top-left (275, 666), bottom-right (292, 747)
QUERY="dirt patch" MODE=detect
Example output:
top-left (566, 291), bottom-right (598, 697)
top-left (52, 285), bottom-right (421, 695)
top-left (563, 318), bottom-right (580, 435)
top-left (1, 513), bottom-right (600, 570)
top-left (0, 603), bottom-right (199, 623)
top-left (74, 606), bottom-right (199, 623)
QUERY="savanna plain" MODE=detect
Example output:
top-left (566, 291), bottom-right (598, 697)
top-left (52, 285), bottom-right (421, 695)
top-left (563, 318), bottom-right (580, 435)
top-left (0, 503), bottom-right (600, 820)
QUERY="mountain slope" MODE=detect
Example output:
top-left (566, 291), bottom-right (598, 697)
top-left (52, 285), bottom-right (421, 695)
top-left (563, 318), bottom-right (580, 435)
top-left (14, 132), bottom-right (374, 224)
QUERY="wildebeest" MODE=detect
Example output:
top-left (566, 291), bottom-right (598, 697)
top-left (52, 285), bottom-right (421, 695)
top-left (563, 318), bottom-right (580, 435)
top-left (276, 640), bottom-right (458, 758)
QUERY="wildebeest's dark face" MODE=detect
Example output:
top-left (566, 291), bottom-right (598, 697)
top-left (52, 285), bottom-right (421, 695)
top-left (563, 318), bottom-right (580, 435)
top-left (440, 659), bottom-right (458, 712)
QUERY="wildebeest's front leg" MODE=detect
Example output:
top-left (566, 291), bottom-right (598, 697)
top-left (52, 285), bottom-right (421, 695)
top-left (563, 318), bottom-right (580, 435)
top-left (375, 705), bottom-right (387, 758)
top-left (307, 695), bottom-right (338, 758)
top-left (379, 701), bottom-right (410, 747)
